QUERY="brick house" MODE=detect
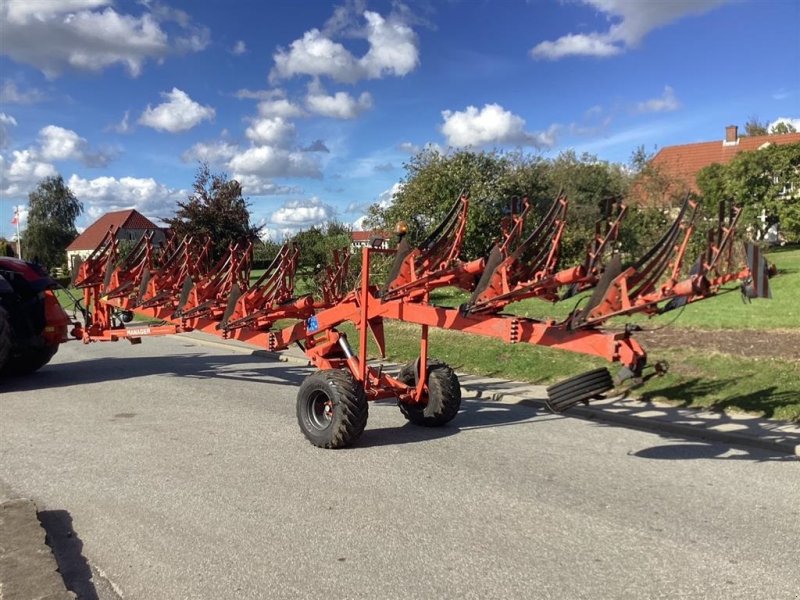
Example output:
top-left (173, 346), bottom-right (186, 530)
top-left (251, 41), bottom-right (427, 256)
top-left (66, 209), bottom-right (165, 273)
top-left (350, 230), bottom-right (390, 252)
top-left (648, 125), bottom-right (800, 195)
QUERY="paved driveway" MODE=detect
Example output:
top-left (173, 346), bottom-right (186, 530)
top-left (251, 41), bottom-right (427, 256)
top-left (1, 334), bottom-right (798, 599)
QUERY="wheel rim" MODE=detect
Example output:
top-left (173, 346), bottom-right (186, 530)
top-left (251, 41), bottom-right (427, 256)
top-left (306, 389), bottom-right (334, 431)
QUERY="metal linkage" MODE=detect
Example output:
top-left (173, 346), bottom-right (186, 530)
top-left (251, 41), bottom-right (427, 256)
top-left (136, 236), bottom-right (211, 310)
top-left (102, 231), bottom-right (156, 300)
top-left (173, 240), bottom-right (253, 320)
top-left (380, 194), bottom-right (476, 300)
top-left (462, 196), bottom-right (626, 313)
top-left (71, 227), bottom-right (119, 290)
top-left (568, 198), bottom-right (768, 328)
top-left (220, 242), bottom-right (303, 332)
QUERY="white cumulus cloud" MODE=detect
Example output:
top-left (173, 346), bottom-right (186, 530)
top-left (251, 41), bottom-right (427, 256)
top-left (270, 9), bottom-right (419, 83)
top-left (37, 124), bottom-right (114, 166)
top-left (531, 0), bottom-right (729, 60)
top-left (139, 88), bottom-right (215, 133)
top-left (0, 0), bottom-right (209, 77)
top-left (635, 86), bottom-right (680, 113)
top-left (0, 150), bottom-right (58, 198)
top-left (441, 104), bottom-right (558, 148)
top-left (305, 88), bottom-right (372, 119)
top-left (271, 197), bottom-right (334, 226)
top-left (181, 140), bottom-right (239, 165)
top-left (245, 116), bottom-right (296, 146)
top-left (228, 146), bottom-right (321, 179)
top-left (66, 174), bottom-right (185, 221)
top-left (231, 40), bottom-right (247, 55)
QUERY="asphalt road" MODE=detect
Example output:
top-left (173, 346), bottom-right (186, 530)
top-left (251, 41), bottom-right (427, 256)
top-left (1, 335), bottom-right (798, 600)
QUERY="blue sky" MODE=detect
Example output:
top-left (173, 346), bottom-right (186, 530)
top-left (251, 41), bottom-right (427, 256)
top-left (1, 0), bottom-right (798, 240)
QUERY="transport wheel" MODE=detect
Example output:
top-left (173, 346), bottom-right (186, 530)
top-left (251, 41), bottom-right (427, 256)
top-left (545, 367), bottom-right (614, 413)
top-left (296, 369), bottom-right (368, 449)
top-left (0, 306), bottom-right (11, 371)
top-left (397, 359), bottom-right (461, 426)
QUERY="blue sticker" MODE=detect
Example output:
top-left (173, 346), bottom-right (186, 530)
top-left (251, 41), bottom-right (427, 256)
top-left (307, 315), bottom-right (319, 332)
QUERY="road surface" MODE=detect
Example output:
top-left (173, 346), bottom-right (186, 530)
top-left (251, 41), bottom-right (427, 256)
top-left (1, 334), bottom-right (798, 599)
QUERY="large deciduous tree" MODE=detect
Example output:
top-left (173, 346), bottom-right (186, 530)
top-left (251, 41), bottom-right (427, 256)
top-left (367, 148), bottom-right (633, 266)
top-left (23, 175), bottom-right (83, 269)
top-left (165, 164), bottom-right (260, 260)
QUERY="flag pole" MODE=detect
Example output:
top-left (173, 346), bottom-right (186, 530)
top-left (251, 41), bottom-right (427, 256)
top-left (12, 206), bottom-right (22, 259)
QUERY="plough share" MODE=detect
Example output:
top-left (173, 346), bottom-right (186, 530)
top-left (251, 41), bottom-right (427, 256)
top-left (65, 194), bottom-right (772, 448)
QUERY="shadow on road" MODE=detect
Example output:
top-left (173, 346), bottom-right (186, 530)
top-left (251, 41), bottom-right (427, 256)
top-left (359, 399), bottom-right (559, 448)
top-left (3, 352), bottom-right (310, 391)
top-left (38, 509), bottom-right (99, 600)
top-left (626, 439), bottom-right (796, 463)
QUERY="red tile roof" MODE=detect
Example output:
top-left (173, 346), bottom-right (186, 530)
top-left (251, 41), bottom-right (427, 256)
top-left (650, 131), bottom-right (800, 194)
top-left (351, 230), bottom-right (390, 242)
top-left (66, 209), bottom-right (159, 251)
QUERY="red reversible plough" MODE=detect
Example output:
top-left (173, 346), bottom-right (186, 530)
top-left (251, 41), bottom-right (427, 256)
top-left (64, 193), bottom-right (772, 448)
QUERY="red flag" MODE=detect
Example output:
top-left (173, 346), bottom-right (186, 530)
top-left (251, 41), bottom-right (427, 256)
top-left (10, 210), bottom-right (18, 226)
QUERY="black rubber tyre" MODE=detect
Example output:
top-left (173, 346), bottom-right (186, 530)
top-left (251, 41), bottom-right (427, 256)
top-left (545, 367), bottom-right (614, 413)
top-left (0, 306), bottom-right (11, 371)
top-left (397, 359), bottom-right (461, 426)
top-left (296, 369), bottom-right (368, 449)
top-left (4, 344), bottom-right (59, 376)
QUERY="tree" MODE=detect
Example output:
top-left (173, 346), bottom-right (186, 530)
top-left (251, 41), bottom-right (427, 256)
top-left (164, 164), bottom-right (260, 261)
top-left (291, 221), bottom-right (351, 272)
top-left (23, 175), bottom-right (83, 269)
top-left (744, 116), bottom-right (769, 137)
top-left (770, 120), bottom-right (797, 135)
top-left (697, 143), bottom-right (800, 241)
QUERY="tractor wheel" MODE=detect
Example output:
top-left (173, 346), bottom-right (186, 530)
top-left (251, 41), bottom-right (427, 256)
top-left (545, 367), bottom-right (614, 413)
top-left (4, 344), bottom-right (59, 376)
top-left (0, 306), bottom-right (11, 371)
top-left (296, 369), bottom-right (368, 449)
top-left (397, 359), bottom-right (461, 427)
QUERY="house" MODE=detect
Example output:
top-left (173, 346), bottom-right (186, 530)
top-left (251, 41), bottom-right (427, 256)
top-left (66, 209), bottom-right (165, 272)
top-left (350, 230), bottom-right (390, 252)
top-left (648, 125), bottom-right (800, 196)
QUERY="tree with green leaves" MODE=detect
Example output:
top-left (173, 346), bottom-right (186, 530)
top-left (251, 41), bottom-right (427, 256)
top-left (697, 143), bottom-right (800, 241)
top-left (23, 175), bottom-right (83, 269)
top-left (367, 148), bottom-right (633, 266)
top-left (291, 221), bottom-right (351, 272)
top-left (165, 163), bottom-right (260, 260)
top-left (770, 121), bottom-right (797, 135)
top-left (744, 116), bottom-right (769, 137)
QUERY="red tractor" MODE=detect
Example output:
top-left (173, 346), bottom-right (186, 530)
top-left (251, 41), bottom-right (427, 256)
top-left (0, 257), bottom-right (71, 376)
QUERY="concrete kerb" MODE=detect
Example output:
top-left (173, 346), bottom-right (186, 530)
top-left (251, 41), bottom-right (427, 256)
top-left (0, 498), bottom-right (75, 600)
top-left (179, 331), bottom-right (800, 458)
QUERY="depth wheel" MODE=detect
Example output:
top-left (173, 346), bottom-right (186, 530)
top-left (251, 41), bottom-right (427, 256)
top-left (397, 359), bottom-right (461, 426)
top-left (546, 367), bottom-right (614, 413)
top-left (296, 369), bottom-right (368, 449)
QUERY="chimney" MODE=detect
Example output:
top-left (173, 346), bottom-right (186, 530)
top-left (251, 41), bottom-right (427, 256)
top-left (725, 125), bottom-right (738, 144)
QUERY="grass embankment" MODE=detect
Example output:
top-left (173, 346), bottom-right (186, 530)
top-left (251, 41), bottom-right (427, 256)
top-left (342, 247), bottom-right (800, 422)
